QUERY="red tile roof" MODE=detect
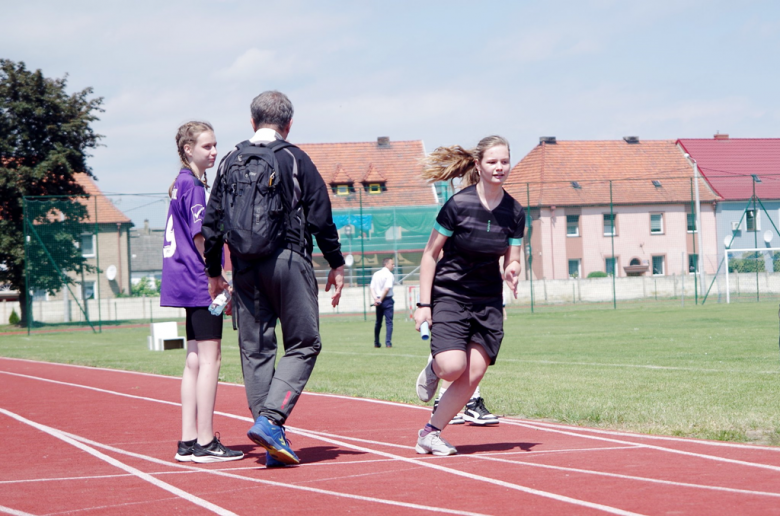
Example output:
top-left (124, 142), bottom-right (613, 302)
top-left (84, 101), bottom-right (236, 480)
top-left (73, 173), bottom-right (132, 224)
top-left (676, 137), bottom-right (780, 201)
top-left (505, 139), bottom-right (719, 207)
top-left (295, 140), bottom-right (436, 208)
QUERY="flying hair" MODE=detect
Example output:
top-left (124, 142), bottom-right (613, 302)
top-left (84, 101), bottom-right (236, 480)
top-left (421, 135), bottom-right (510, 188)
top-left (170, 121), bottom-right (214, 197)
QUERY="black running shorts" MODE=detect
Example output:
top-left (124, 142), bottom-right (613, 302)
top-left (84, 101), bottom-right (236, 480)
top-left (430, 298), bottom-right (504, 365)
top-left (185, 307), bottom-right (224, 341)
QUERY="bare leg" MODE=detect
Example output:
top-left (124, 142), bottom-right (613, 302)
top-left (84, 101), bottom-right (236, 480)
top-left (181, 340), bottom-right (200, 442)
top-left (430, 344), bottom-right (490, 430)
top-left (195, 339), bottom-right (221, 445)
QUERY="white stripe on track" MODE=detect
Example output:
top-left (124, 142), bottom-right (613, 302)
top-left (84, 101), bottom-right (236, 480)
top-left (0, 409), bottom-right (237, 516)
top-left (0, 505), bottom-right (35, 516)
top-left (57, 431), bottom-right (488, 516)
top-left (473, 455), bottom-right (780, 498)
top-left (505, 420), bottom-right (780, 473)
top-left (503, 418), bottom-right (780, 451)
top-left (0, 369), bottom-right (644, 515)
top-left (288, 427), bottom-right (646, 516)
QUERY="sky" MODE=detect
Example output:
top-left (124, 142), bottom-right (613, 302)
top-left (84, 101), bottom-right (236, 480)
top-left (3, 0), bottom-right (780, 198)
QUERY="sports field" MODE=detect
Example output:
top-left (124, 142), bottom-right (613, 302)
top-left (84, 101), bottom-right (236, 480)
top-left (2, 301), bottom-right (779, 445)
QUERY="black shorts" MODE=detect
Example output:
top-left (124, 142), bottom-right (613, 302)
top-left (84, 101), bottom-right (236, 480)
top-left (430, 298), bottom-right (504, 365)
top-left (185, 307), bottom-right (224, 341)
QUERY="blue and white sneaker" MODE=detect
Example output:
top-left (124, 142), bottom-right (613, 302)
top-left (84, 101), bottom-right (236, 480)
top-left (247, 417), bottom-right (300, 465)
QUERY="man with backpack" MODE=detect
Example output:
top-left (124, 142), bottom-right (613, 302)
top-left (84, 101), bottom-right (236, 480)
top-left (202, 90), bottom-right (344, 467)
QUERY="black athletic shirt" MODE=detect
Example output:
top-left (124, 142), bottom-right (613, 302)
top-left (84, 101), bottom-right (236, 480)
top-left (432, 185), bottom-right (526, 304)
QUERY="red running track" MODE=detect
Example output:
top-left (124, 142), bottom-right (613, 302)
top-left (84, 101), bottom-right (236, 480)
top-left (1, 357), bottom-right (780, 515)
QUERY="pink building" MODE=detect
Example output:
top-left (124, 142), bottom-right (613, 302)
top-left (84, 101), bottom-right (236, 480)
top-left (505, 138), bottom-right (720, 280)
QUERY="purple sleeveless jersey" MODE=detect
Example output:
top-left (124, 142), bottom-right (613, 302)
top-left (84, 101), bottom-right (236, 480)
top-left (160, 169), bottom-right (216, 308)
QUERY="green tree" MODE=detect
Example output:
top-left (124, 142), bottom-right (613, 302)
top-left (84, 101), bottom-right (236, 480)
top-left (0, 60), bottom-right (103, 326)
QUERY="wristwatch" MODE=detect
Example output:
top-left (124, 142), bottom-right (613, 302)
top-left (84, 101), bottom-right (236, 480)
top-left (416, 303), bottom-right (432, 308)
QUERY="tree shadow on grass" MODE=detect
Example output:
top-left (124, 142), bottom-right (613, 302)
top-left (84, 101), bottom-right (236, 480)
top-left (455, 441), bottom-right (540, 454)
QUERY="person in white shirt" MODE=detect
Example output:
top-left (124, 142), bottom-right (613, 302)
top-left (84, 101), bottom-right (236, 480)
top-left (370, 258), bottom-right (395, 348)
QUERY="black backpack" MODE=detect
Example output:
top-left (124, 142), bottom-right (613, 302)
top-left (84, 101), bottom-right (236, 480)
top-left (218, 139), bottom-right (299, 260)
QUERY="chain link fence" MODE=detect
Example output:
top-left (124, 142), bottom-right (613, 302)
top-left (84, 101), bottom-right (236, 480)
top-left (16, 174), bottom-right (780, 332)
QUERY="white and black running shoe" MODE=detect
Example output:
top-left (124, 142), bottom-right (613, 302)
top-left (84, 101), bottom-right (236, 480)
top-left (174, 439), bottom-right (196, 462)
top-left (415, 429), bottom-right (457, 456)
top-left (432, 398), bottom-right (465, 425)
top-left (192, 434), bottom-right (244, 463)
top-left (463, 397), bottom-right (499, 425)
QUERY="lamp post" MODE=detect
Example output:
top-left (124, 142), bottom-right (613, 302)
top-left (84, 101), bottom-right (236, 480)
top-left (685, 154), bottom-right (705, 300)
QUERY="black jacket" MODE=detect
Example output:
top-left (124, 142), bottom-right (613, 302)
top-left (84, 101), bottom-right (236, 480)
top-left (202, 138), bottom-right (344, 277)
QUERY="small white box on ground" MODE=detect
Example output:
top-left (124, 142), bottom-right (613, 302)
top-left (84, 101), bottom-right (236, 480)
top-left (149, 322), bottom-right (185, 351)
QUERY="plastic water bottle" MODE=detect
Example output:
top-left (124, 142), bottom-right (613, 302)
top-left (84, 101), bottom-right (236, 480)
top-left (208, 289), bottom-right (231, 316)
top-left (420, 321), bottom-right (430, 340)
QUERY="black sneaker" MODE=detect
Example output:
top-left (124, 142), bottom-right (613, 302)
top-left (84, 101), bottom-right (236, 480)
top-left (463, 397), bottom-right (499, 425)
top-left (192, 434), bottom-right (244, 463)
top-left (174, 439), bottom-right (196, 462)
top-left (374, 343), bottom-right (381, 348)
top-left (432, 398), bottom-right (465, 425)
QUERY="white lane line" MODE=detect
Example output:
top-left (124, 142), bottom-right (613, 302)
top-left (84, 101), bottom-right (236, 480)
top-left (0, 505), bottom-right (35, 516)
top-left (57, 431), bottom-right (488, 516)
top-left (0, 474), bottom-right (133, 485)
top-left (504, 419), bottom-right (780, 452)
top-left (0, 409), bottom-right (237, 516)
top-left (472, 455), bottom-right (780, 498)
top-left (1, 370), bottom-right (643, 515)
top-left (506, 420), bottom-right (780, 473)
top-left (288, 427), bottom-right (645, 516)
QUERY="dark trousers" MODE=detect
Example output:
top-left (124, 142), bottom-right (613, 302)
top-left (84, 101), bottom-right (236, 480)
top-left (374, 297), bottom-right (394, 346)
top-left (232, 248), bottom-right (321, 425)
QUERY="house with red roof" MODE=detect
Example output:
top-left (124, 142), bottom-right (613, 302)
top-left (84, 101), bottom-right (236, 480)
top-left (66, 173), bottom-right (133, 302)
top-left (505, 137), bottom-right (720, 281)
top-left (677, 135), bottom-right (780, 273)
top-left (295, 137), bottom-right (439, 279)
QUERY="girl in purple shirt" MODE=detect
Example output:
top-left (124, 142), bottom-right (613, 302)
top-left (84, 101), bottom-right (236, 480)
top-left (161, 121), bottom-right (242, 463)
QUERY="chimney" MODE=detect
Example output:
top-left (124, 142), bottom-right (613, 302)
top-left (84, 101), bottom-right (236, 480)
top-left (714, 133), bottom-right (729, 140)
top-left (377, 136), bottom-right (390, 148)
top-left (143, 219), bottom-right (150, 235)
top-left (539, 136), bottom-right (557, 144)
top-left (623, 136), bottom-right (639, 144)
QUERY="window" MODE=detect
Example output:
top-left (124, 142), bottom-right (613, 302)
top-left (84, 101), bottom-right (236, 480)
top-left (687, 213), bottom-right (697, 233)
top-left (80, 234), bottom-right (95, 257)
top-left (688, 254), bottom-right (699, 274)
top-left (336, 185), bottom-right (349, 196)
top-left (566, 215), bottom-right (580, 237)
top-left (652, 256), bottom-right (665, 275)
top-left (368, 183), bottom-right (382, 194)
top-left (32, 288), bottom-right (49, 301)
top-left (746, 209), bottom-right (760, 232)
top-left (650, 213), bottom-right (663, 234)
top-left (81, 280), bottom-right (95, 300)
top-left (568, 259), bottom-right (581, 278)
top-left (603, 214), bottom-right (616, 236)
top-left (605, 257), bottom-right (617, 276)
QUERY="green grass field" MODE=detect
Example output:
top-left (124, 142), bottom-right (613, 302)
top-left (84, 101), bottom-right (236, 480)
top-left (2, 301), bottom-right (780, 445)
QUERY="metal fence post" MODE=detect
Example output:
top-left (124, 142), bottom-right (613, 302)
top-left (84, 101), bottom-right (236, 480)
top-left (609, 181), bottom-right (616, 310)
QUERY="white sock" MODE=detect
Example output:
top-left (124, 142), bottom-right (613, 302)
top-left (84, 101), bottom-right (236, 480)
top-left (471, 385), bottom-right (481, 400)
top-left (437, 385), bottom-right (448, 399)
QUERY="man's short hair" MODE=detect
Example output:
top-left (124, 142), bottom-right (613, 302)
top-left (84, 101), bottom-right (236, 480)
top-left (250, 90), bottom-right (294, 129)
top-left (383, 257), bottom-right (393, 267)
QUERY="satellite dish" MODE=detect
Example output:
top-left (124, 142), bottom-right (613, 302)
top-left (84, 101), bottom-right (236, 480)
top-left (105, 265), bottom-right (117, 281)
top-left (764, 230), bottom-right (774, 244)
top-left (344, 254), bottom-right (354, 267)
top-left (723, 237), bottom-right (731, 249)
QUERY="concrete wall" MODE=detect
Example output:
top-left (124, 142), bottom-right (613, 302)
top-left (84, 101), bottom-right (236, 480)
top-left (9, 272), bottom-right (780, 325)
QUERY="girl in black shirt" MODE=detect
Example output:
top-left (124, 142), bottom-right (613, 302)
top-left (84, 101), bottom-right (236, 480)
top-left (414, 135), bottom-right (525, 456)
